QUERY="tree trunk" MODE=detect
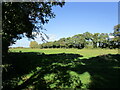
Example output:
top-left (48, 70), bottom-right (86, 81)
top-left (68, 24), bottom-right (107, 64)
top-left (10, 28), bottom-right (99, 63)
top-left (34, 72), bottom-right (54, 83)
top-left (2, 38), bottom-right (10, 56)
top-left (93, 42), bottom-right (97, 48)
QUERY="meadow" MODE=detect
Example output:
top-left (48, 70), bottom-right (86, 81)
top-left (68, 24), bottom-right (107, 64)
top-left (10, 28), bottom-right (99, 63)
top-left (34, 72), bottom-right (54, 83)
top-left (3, 48), bottom-right (120, 89)
top-left (9, 48), bottom-right (118, 59)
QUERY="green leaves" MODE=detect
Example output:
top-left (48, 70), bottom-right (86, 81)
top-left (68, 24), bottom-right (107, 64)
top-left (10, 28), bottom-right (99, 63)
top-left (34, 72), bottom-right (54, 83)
top-left (113, 24), bottom-right (120, 42)
top-left (29, 41), bottom-right (39, 48)
top-left (2, 2), bottom-right (65, 54)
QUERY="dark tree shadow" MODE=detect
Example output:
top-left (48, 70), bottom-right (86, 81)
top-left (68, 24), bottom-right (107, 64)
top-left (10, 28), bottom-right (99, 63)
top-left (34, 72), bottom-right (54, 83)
top-left (71, 54), bottom-right (120, 89)
top-left (2, 52), bottom-right (83, 90)
top-left (2, 52), bottom-right (120, 89)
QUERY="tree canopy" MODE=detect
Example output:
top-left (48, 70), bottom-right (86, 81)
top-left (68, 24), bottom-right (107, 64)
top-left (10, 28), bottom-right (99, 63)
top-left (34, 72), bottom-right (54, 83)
top-left (2, 1), bottom-right (65, 54)
top-left (31, 29), bottom-right (119, 49)
top-left (113, 24), bottom-right (120, 42)
top-left (29, 41), bottom-right (39, 48)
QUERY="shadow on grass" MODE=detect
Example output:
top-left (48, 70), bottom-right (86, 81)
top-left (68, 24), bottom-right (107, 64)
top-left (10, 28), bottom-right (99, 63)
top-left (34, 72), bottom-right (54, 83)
top-left (2, 52), bottom-right (120, 89)
top-left (2, 52), bottom-right (83, 89)
top-left (72, 54), bottom-right (120, 89)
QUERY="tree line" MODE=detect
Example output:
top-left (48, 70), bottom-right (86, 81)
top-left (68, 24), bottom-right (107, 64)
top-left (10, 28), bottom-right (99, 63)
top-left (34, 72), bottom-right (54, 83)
top-left (29, 30), bottom-right (120, 49)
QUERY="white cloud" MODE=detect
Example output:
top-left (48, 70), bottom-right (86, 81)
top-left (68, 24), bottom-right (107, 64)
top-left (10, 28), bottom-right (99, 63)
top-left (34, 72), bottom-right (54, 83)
top-left (34, 33), bottom-right (58, 44)
top-left (47, 34), bottom-right (58, 41)
top-left (9, 33), bottom-right (58, 47)
top-left (9, 38), bottom-right (30, 47)
top-left (109, 36), bottom-right (114, 38)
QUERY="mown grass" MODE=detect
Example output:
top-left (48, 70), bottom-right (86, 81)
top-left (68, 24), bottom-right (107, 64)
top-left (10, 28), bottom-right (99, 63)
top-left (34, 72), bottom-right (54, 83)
top-left (3, 48), bottom-right (120, 89)
top-left (9, 48), bottom-right (118, 59)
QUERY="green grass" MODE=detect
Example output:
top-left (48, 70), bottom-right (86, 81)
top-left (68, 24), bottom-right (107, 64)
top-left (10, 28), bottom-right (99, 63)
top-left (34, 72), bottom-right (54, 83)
top-left (9, 48), bottom-right (118, 59)
top-left (3, 48), bottom-right (119, 89)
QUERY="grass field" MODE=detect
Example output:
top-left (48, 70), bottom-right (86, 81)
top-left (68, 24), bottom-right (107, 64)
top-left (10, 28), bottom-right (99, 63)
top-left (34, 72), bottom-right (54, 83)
top-left (9, 48), bottom-right (118, 59)
top-left (3, 48), bottom-right (120, 89)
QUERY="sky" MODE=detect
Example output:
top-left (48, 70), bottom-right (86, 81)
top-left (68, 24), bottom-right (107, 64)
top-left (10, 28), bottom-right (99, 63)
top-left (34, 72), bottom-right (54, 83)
top-left (11, 2), bottom-right (118, 47)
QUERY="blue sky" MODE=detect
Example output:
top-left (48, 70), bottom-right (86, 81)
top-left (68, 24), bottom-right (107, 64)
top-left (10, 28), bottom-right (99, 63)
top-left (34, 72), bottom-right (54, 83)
top-left (11, 2), bottom-right (118, 47)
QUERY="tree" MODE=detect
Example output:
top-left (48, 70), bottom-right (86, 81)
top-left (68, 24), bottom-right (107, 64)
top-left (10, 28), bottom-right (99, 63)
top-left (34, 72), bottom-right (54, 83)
top-left (53, 41), bottom-right (60, 48)
top-left (83, 32), bottom-right (92, 40)
top-left (29, 41), bottom-right (39, 48)
top-left (2, 1), bottom-right (65, 55)
top-left (98, 33), bottom-right (109, 48)
top-left (58, 38), bottom-right (66, 48)
top-left (39, 32), bottom-right (114, 49)
top-left (91, 33), bottom-right (99, 48)
top-left (113, 24), bottom-right (120, 43)
top-left (107, 25), bottom-right (120, 49)
top-left (113, 24), bottom-right (120, 53)
top-left (72, 34), bottom-right (85, 49)
top-left (65, 37), bottom-right (74, 48)
top-left (38, 44), bottom-right (43, 49)
top-left (83, 32), bottom-right (94, 48)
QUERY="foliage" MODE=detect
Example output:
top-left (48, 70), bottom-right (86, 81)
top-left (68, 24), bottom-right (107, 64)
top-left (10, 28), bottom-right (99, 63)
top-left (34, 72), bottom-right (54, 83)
top-left (2, 1), bottom-right (65, 54)
top-left (114, 24), bottom-right (120, 37)
top-left (113, 24), bottom-right (120, 46)
top-left (31, 24), bottom-right (119, 49)
top-left (29, 41), bottom-right (39, 48)
top-left (30, 32), bottom-right (119, 49)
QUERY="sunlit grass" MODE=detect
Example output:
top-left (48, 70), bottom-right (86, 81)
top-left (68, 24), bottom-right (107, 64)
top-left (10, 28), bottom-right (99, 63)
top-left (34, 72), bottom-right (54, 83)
top-left (9, 48), bottom-right (118, 59)
top-left (8, 48), bottom-right (119, 89)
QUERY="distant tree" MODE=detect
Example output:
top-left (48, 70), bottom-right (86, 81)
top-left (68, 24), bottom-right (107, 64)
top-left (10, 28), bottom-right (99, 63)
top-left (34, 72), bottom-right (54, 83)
top-left (29, 41), bottom-right (39, 48)
top-left (83, 32), bottom-right (95, 48)
top-left (2, 1), bottom-right (65, 55)
top-left (45, 42), bottom-right (53, 48)
top-left (42, 43), bottom-right (47, 48)
top-left (38, 44), bottom-right (43, 49)
top-left (82, 32), bottom-right (109, 48)
top-left (58, 38), bottom-right (66, 48)
top-left (91, 33), bottom-right (100, 48)
top-left (113, 24), bottom-right (120, 53)
top-left (53, 41), bottom-right (60, 48)
top-left (39, 32), bottom-right (116, 49)
top-left (72, 34), bottom-right (85, 49)
top-left (83, 32), bottom-right (92, 40)
top-left (65, 37), bottom-right (74, 48)
top-left (107, 25), bottom-right (120, 49)
top-left (113, 24), bottom-right (120, 42)
top-left (98, 33), bottom-right (109, 48)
